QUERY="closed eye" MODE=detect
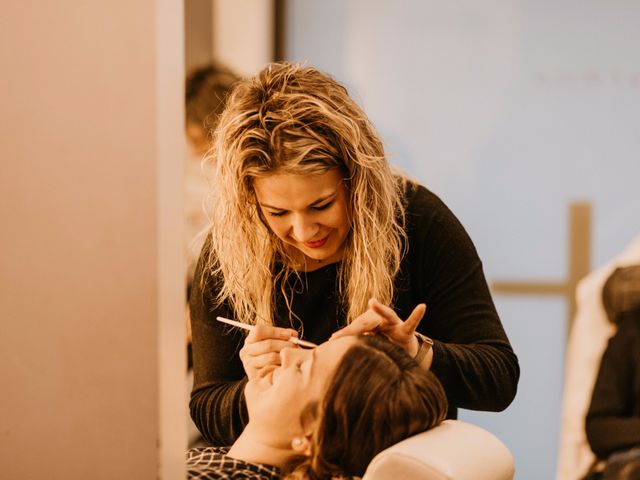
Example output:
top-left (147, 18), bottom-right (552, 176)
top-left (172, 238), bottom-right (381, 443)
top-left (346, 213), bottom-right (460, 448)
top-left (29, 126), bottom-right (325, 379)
top-left (264, 199), bottom-right (334, 217)
top-left (268, 210), bottom-right (288, 217)
top-left (311, 201), bottom-right (334, 211)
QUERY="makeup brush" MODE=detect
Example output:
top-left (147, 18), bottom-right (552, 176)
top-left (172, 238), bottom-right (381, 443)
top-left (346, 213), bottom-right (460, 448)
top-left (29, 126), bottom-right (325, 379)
top-left (216, 316), bottom-right (318, 348)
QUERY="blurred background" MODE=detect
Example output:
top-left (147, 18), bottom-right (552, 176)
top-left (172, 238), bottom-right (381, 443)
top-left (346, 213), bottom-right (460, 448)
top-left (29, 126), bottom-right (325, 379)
top-left (2, 1), bottom-right (638, 478)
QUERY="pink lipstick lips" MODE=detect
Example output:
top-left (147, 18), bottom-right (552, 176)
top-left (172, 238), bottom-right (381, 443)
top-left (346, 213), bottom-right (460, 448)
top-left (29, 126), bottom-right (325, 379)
top-left (304, 236), bottom-right (328, 248)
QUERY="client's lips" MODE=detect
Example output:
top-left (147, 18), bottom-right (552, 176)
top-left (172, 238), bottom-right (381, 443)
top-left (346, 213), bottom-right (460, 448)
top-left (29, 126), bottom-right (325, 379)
top-left (304, 236), bottom-right (328, 248)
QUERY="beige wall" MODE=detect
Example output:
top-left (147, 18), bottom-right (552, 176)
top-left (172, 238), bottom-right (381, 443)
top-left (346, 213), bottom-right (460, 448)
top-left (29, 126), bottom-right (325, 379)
top-left (0, 1), bottom-right (185, 478)
top-left (212, 0), bottom-right (274, 77)
top-left (185, 0), bottom-right (213, 71)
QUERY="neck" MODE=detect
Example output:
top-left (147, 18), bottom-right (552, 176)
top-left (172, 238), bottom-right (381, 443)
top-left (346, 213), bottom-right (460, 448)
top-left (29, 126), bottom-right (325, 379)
top-left (287, 248), bottom-right (344, 273)
top-left (227, 424), bottom-right (294, 469)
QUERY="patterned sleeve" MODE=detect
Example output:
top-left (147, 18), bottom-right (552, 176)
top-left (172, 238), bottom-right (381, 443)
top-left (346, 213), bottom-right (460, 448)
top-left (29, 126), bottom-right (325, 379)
top-left (187, 447), bottom-right (280, 480)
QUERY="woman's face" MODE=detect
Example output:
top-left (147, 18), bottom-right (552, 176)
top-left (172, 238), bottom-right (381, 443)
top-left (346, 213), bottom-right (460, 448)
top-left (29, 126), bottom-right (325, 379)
top-left (253, 169), bottom-right (351, 267)
top-left (244, 336), bottom-right (357, 445)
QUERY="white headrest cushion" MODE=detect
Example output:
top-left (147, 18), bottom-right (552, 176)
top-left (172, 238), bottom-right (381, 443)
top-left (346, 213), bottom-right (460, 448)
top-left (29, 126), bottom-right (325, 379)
top-left (362, 420), bottom-right (515, 480)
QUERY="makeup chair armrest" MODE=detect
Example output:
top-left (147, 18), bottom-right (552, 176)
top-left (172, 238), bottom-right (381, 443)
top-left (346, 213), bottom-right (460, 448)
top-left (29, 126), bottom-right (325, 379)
top-left (362, 420), bottom-right (515, 480)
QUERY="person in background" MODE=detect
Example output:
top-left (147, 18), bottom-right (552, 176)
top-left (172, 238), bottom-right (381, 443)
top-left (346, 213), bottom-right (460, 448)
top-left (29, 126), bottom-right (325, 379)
top-left (189, 62), bottom-right (519, 446)
top-left (187, 335), bottom-right (448, 479)
top-left (585, 265), bottom-right (640, 479)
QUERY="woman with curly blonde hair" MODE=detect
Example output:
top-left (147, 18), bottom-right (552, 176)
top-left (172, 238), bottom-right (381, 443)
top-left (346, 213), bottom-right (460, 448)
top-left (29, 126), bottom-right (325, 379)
top-left (190, 62), bottom-right (519, 446)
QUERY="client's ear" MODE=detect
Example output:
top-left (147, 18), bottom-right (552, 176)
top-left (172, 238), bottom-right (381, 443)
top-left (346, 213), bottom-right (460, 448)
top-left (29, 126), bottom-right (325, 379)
top-left (290, 435), bottom-right (312, 457)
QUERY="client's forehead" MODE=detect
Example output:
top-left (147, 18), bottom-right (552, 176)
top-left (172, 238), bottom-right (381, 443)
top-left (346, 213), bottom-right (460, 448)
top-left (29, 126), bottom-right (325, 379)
top-left (313, 336), bottom-right (358, 374)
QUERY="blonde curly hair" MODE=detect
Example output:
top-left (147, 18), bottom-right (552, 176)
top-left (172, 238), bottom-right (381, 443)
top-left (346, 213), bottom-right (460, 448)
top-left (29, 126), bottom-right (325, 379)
top-left (204, 62), bottom-right (407, 326)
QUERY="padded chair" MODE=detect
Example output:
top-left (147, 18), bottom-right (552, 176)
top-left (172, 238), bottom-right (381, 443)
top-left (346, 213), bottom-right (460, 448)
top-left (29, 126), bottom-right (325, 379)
top-left (556, 234), bottom-right (640, 480)
top-left (363, 420), bottom-right (515, 480)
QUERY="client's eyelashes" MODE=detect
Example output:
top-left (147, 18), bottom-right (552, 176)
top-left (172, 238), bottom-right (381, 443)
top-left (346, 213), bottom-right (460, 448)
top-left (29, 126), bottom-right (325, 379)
top-left (268, 210), bottom-right (287, 217)
top-left (311, 201), bottom-right (333, 211)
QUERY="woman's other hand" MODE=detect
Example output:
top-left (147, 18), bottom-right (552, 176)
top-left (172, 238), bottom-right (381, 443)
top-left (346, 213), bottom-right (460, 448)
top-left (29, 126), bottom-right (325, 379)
top-left (239, 325), bottom-right (299, 380)
top-left (332, 298), bottom-right (426, 357)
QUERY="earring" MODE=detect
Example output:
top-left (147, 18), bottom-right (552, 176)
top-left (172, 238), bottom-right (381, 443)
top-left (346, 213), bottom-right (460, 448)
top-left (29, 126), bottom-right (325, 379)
top-left (291, 437), bottom-right (304, 449)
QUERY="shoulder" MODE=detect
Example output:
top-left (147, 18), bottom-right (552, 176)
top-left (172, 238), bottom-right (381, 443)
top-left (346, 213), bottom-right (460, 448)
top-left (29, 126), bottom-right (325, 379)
top-left (194, 235), bottom-right (224, 291)
top-left (600, 312), bottom-right (640, 368)
top-left (399, 179), bottom-right (476, 251)
top-left (393, 178), bottom-right (489, 287)
top-left (611, 311), bottom-right (640, 345)
top-left (187, 447), bottom-right (280, 480)
top-left (401, 179), bottom-right (446, 215)
top-left (399, 179), bottom-right (461, 233)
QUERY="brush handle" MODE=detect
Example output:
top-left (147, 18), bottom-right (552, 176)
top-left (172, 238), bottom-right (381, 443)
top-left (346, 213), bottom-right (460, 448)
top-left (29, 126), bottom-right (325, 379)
top-left (289, 337), bottom-right (318, 348)
top-left (216, 316), bottom-right (317, 348)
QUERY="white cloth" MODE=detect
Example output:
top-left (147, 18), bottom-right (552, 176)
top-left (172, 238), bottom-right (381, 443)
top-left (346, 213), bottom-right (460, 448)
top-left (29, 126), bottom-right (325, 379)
top-left (556, 234), bottom-right (640, 480)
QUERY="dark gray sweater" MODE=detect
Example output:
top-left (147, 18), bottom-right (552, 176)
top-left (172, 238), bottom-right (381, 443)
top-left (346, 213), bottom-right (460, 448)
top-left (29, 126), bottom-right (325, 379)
top-left (189, 182), bottom-right (520, 446)
top-left (587, 311), bottom-right (640, 458)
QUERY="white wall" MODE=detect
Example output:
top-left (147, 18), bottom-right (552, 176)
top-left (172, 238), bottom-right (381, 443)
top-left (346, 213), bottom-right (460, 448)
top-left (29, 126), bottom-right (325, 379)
top-left (0, 1), bottom-right (186, 478)
top-left (286, 2), bottom-right (640, 479)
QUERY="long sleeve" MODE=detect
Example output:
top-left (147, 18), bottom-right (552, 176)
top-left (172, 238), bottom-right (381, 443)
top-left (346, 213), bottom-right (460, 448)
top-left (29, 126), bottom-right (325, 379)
top-left (397, 184), bottom-right (519, 414)
top-left (189, 237), bottom-right (250, 446)
top-left (186, 447), bottom-right (281, 479)
top-left (586, 316), bottom-right (640, 458)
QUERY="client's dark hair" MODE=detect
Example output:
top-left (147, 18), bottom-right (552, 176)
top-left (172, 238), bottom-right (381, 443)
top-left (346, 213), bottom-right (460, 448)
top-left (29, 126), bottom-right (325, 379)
top-left (285, 335), bottom-right (448, 479)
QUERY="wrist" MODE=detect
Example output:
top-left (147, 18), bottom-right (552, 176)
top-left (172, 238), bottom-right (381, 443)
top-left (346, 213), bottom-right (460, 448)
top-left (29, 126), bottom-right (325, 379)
top-left (407, 335), bottom-right (420, 357)
top-left (413, 332), bottom-right (434, 369)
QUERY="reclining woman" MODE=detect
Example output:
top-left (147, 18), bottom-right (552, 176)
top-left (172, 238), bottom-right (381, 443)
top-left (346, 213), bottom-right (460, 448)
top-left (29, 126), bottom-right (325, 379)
top-left (187, 335), bottom-right (448, 479)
